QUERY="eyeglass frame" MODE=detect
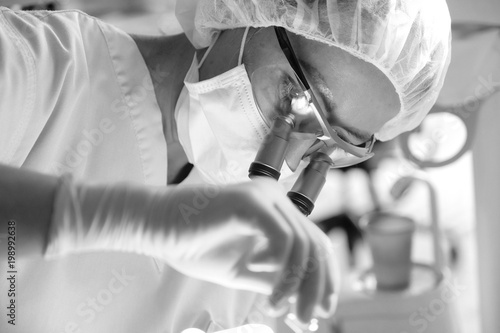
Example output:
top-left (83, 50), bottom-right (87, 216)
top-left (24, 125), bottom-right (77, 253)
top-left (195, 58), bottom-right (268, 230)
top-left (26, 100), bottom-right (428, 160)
top-left (273, 26), bottom-right (376, 158)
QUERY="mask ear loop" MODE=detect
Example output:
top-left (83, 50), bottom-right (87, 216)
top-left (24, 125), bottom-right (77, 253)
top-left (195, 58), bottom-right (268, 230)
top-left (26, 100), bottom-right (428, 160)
top-left (238, 26), bottom-right (251, 66)
top-left (199, 27), bottom-right (249, 68)
top-left (197, 31), bottom-right (221, 69)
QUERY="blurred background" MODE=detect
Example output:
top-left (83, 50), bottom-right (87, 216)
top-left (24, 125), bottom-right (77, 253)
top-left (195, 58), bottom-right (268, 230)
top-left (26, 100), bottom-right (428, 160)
top-left (1, 1), bottom-right (499, 333)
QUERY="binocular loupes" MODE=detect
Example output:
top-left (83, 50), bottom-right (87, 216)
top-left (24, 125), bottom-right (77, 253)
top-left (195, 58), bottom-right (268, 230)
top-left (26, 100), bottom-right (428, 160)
top-left (248, 115), bottom-right (333, 216)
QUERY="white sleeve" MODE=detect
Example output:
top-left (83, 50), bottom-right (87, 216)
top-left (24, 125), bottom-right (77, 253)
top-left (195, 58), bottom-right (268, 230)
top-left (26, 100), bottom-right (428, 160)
top-left (0, 8), bottom-right (101, 166)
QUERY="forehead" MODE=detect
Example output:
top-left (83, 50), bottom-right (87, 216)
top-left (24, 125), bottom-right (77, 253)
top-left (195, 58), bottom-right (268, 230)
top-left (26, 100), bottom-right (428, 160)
top-left (289, 33), bottom-right (401, 134)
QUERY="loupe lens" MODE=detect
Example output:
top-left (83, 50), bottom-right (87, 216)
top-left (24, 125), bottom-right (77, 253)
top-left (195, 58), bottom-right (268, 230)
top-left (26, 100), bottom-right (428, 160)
top-left (250, 65), bottom-right (322, 134)
top-left (287, 152), bottom-right (333, 216)
top-left (249, 115), bottom-right (295, 180)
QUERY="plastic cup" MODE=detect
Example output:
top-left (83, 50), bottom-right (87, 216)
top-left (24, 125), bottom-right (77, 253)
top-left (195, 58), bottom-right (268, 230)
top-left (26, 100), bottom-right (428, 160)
top-left (361, 212), bottom-right (415, 291)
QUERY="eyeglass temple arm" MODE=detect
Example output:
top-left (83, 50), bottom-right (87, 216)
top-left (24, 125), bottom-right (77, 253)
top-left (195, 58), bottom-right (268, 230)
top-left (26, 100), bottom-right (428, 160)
top-left (274, 27), bottom-right (311, 90)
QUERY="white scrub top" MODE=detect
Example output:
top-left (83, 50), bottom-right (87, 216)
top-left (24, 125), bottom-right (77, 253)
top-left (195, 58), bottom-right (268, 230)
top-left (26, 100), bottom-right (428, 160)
top-left (0, 8), bottom-right (262, 333)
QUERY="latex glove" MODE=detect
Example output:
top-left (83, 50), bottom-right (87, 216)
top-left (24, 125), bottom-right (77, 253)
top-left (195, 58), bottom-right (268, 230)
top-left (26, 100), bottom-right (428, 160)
top-left (45, 175), bottom-right (338, 323)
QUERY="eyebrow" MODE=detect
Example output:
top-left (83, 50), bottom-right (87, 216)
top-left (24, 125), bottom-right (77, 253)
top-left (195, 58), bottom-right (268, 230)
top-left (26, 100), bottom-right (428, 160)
top-left (298, 61), bottom-right (373, 144)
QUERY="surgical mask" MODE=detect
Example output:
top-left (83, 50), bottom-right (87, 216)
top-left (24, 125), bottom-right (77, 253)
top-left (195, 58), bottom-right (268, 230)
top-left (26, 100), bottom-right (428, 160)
top-left (174, 31), bottom-right (301, 185)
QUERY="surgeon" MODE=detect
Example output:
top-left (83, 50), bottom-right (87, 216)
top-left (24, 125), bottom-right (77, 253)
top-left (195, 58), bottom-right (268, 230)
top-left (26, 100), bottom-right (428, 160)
top-left (0, 1), bottom-right (451, 332)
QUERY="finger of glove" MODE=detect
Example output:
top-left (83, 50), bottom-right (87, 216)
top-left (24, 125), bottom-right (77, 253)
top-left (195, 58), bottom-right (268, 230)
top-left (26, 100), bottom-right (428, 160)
top-left (250, 177), bottom-right (287, 191)
top-left (294, 221), bottom-right (326, 325)
top-left (315, 254), bottom-right (338, 318)
top-left (308, 223), bottom-right (338, 318)
top-left (245, 195), bottom-right (294, 273)
top-left (232, 268), bottom-right (281, 296)
top-left (253, 178), bottom-right (328, 321)
top-left (268, 204), bottom-right (311, 310)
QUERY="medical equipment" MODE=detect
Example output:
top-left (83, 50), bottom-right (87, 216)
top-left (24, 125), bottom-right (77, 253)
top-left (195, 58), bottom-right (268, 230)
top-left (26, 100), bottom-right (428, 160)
top-left (398, 25), bottom-right (500, 168)
top-left (331, 174), bottom-right (461, 333)
top-left (398, 105), bottom-right (478, 168)
top-left (248, 115), bottom-right (296, 181)
top-left (248, 114), bottom-right (333, 216)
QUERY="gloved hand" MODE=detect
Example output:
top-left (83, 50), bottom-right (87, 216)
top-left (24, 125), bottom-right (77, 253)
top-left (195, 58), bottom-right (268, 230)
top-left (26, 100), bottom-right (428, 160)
top-left (45, 175), bottom-right (338, 323)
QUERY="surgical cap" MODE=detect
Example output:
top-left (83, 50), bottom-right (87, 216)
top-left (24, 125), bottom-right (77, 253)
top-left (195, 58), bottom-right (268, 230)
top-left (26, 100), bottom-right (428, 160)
top-left (175, 0), bottom-right (452, 141)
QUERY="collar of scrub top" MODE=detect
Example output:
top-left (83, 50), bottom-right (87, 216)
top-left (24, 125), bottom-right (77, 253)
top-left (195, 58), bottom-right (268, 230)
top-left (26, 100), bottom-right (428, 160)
top-left (274, 26), bottom-right (376, 159)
